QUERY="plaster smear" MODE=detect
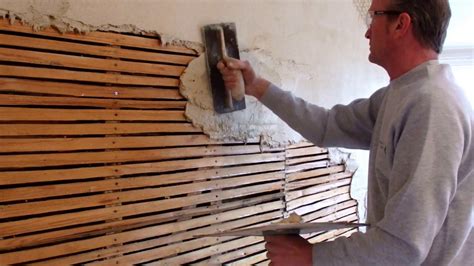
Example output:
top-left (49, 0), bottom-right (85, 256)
top-left (180, 49), bottom-right (314, 147)
top-left (0, 7), bottom-right (203, 53)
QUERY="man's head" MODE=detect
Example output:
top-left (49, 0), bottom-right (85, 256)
top-left (365, 0), bottom-right (451, 77)
top-left (388, 0), bottom-right (451, 54)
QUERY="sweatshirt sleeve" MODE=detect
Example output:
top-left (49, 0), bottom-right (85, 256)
top-left (260, 84), bottom-right (386, 149)
top-left (311, 85), bottom-right (470, 265)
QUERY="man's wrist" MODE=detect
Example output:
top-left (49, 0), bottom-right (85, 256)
top-left (252, 78), bottom-right (271, 100)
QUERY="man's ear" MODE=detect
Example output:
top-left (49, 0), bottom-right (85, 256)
top-left (394, 12), bottom-right (412, 37)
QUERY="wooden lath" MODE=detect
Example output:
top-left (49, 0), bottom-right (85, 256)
top-left (0, 123), bottom-right (200, 137)
top-left (0, 78), bottom-right (184, 99)
top-left (284, 143), bottom-right (359, 245)
top-left (0, 19), bottom-right (197, 55)
top-left (0, 65), bottom-right (180, 86)
top-left (0, 18), bottom-right (358, 265)
top-left (0, 47), bottom-right (186, 76)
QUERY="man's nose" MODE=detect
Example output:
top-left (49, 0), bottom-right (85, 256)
top-left (365, 27), bottom-right (371, 39)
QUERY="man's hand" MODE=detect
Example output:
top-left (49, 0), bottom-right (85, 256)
top-left (216, 57), bottom-right (270, 100)
top-left (264, 235), bottom-right (313, 266)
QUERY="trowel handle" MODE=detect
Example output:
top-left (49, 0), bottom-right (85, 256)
top-left (218, 27), bottom-right (228, 58)
top-left (218, 27), bottom-right (234, 109)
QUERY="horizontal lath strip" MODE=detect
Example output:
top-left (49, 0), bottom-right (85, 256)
top-left (0, 153), bottom-right (285, 185)
top-left (303, 213), bottom-right (359, 240)
top-left (0, 65), bottom-right (179, 86)
top-left (0, 135), bottom-right (221, 153)
top-left (0, 78), bottom-right (183, 99)
top-left (0, 202), bottom-right (282, 264)
top-left (306, 216), bottom-right (358, 243)
top-left (1, 162), bottom-right (284, 202)
top-left (287, 186), bottom-right (350, 211)
top-left (0, 182), bottom-right (283, 238)
top-left (287, 172), bottom-right (353, 190)
top-left (0, 47), bottom-right (186, 76)
top-left (0, 20), bottom-right (198, 55)
top-left (288, 189), bottom-right (351, 213)
top-left (191, 239), bottom-right (266, 266)
top-left (286, 154), bottom-right (329, 165)
top-left (312, 206), bottom-right (358, 223)
top-left (292, 193), bottom-right (352, 216)
top-left (0, 145), bottom-right (263, 168)
top-left (0, 122), bottom-right (199, 136)
top-left (149, 237), bottom-right (263, 265)
top-left (0, 94), bottom-right (186, 109)
top-left (287, 142), bottom-right (314, 149)
top-left (286, 146), bottom-right (327, 157)
top-left (327, 228), bottom-right (358, 242)
top-left (0, 33), bottom-right (196, 65)
top-left (287, 165), bottom-right (345, 182)
top-left (196, 241), bottom-right (265, 265)
top-left (43, 214), bottom-right (275, 266)
top-left (1, 172), bottom-right (284, 218)
top-left (96, 217), bottom-right (276, 266)
top-left (0, 107), bottom-right (185, 122)
top-left (226, 252), bottom-right (268, 266)
top-left (286, 160), bottom-right (329, 173)
top-left (286, 178), bottom-right (352, 201)
top-left (299, 200), bottom-right (357, 223)
top-left (0, 194), bottom-right (281, 251)
top-left (308, 228), bottom-right (356, 244)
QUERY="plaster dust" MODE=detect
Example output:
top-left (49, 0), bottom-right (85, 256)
top-left (180, 49), bottom-right (315, 147)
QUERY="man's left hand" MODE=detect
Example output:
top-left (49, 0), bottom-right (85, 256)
top-left (264, 234), bottom-right (313, 266)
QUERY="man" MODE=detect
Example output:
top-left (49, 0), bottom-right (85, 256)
top-left (217, 0), bottom-right (473, 265)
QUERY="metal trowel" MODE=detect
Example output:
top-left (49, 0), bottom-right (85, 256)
top-left (202, 23), bottom-right (246, 113)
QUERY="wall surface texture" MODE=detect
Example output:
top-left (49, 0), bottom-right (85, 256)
top-left (0, 0), bottom-right (389, 227)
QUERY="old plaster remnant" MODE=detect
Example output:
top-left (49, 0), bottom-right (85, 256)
top-left (329, 148), bottom-right (358, 173)
top-left (0, 8), bottom-right (203, 53)
top-left (159, 33), bottom-right (204, 54)
top-left (0, 4), bottom-right (90, 33)
top-left (180, 49), bottom-right (314, 147)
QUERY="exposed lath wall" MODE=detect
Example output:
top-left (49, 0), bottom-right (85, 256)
top-left (0, 19), bottom-right (359, 265)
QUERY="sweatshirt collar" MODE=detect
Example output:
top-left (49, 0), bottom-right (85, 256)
top-left (389, 60), bottom-right (440, 88)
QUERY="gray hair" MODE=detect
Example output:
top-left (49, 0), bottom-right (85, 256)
top-left (389, 0), bottom-right (451, 53)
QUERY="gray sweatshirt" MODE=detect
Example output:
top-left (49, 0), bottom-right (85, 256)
top-left (260, 61), bottom-right (473, 265)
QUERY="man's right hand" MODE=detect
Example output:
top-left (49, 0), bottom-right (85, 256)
top-left (216, 57), bottom-right (271, 100)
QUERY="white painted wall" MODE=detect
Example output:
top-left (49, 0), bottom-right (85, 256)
top-left (1, 0), bottom-right (393, 221)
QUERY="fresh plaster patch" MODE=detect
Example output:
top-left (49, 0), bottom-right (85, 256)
top-left (180, 49), bottom-right (314, 147)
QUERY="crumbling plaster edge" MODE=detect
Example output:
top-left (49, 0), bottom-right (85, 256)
top-left (0, 8), bottom-right (204, 54)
